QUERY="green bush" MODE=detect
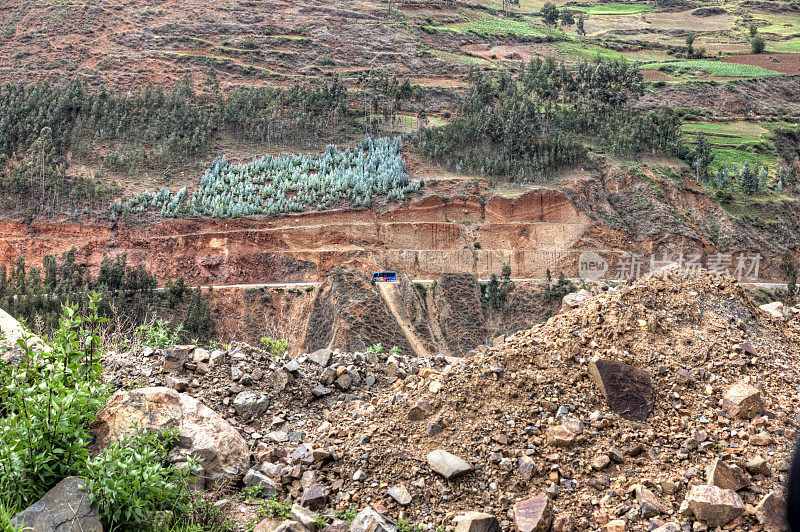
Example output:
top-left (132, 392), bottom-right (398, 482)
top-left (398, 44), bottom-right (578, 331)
top-left (81, 428), bottom-right (200, 531)
top-left (0, 294), bottom-right (110, 509)
top-left (260, 337), bottom-right (288, 358)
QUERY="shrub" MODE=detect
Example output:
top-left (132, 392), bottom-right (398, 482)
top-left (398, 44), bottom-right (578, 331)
top-left (751, 36), bottom-right (766, 54)
top-left (82, 429), bottom-right (200, 531)
top-left (0, 294), bottom-right (110, 509)
top-left (260, 337), bottom-right (289, 358)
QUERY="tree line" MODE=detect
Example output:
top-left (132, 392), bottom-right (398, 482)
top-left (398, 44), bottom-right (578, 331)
top-left (0, 250), bottom-right (215, 343)
top-left (417, 58), bottom-right (683, 181)
top-left (0, 72), bottom-right (420, 217)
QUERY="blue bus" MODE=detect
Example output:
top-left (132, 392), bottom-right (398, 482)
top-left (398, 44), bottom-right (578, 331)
top-left (372, 271), bottom-right (397, 282)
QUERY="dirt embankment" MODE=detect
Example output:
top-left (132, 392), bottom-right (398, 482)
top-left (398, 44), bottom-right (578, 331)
top-left (0, 190), bottom-right (594, 285)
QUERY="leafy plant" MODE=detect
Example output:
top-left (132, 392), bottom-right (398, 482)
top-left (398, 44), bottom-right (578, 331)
top-left (0, 294), bottom-right (110, 509)
top-left (335, 508), bottom-right (359, 523)
top-left (132, 318), bottom-right (183, 349)
top-left (388, 345), bottom-right (400, 357)
top-left (398, 518), bottom-right (424, 532)
top-left (81, 428), bottom-right (200, 531)
top-left (366, 343), bottom-right (383, 354)
top-left (256, 497), bottom-right (292, 519)
top-left (260, 337), bottom-right (289, 358)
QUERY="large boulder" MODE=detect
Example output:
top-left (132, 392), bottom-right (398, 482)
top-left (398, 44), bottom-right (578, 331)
top-left (11, 476), bottom-right (102, 532)
top-left (513, 493), bottom-right (553, 532)
top-left (0, 307), bottom-right (49, 360)
top-left (588, 358), bottom-right (654, 421)
top-left (685, 484), bottom-right (745, 528)
top-left (722, 380), bottom-right (764, 419)
top-left (351, 507), bottom-right (397, 532)
top-left (91, 387), bottom-right (249, 487)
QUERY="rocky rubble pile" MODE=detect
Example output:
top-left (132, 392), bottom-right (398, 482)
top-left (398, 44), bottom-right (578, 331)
top-left (316, 271), bottom-right (797, 530)
top-left (86, 270), bottom-right (797, 531)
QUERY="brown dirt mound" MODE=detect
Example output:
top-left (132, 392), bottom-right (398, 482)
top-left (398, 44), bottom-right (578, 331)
top-left (721, 54), bottom-right (800, 75)
top-left (328, 270), bottom-right (798, 528)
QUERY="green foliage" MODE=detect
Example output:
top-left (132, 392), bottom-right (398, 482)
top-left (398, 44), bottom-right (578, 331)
top-left (82, 428), bottom-right (200, 531)
top-left (260, 337), bottom-right (289, 358)
top-left (559, 9), bottom-right (574, 27)
top-left (397, 519), bottom-right (424, 532)
top-left (541, 2), bottom-right (559, 26)
top-left (335, 508), bottom-right (359, 523)
top-left (182, 288), bottom-right (216, 343)
top-left (256, 497), bottom-right (292, 519)
top-left (418, 59), bottom-right (682, 181)
top-left (389, 345), bottom-right (401, 357)
top-left (132, 318), bottom-right (184, 350)
top-left (0, 294), bottom-right (110, 509)
top-left (366, 343), bottom-right (383, 354)
top-left (0, 250), bottom-right (195, 344)
top-left (182, 137), bottom-right (416, 218)
top-left (0, 501), bottom-right (19, 532)
top-left (691, 131), bottom-right (715, 181)
top-left (576, 15), bottom-right (585, 36)
top-left (751, 35), bottom-right (766, 54)
top-left (539, 270), bottom-right (576, 303)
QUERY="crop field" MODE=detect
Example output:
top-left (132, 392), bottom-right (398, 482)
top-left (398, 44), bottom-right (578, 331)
top-left (682, 121), bottom-right (777, 172)
top-left (770, 38), bottom-right (800, 53)
top-left (640, 60), bottom-right (784, 78)
top-left (431, 13), bottom-right (547, 36)
top-left (569, 3), bottom-right (651, 16)
top-left (754, 14), bottom-right (800, 37)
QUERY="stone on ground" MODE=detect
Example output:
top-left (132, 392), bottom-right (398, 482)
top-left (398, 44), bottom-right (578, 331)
top-left (11, 477), bottom-right (102, 532)
top-left (453, 511), bottom-right (500, 532)
top-left (705, 457), bottom-right (750, 491)
top-left (513, 493), bottom-right (553, 532)
top-left (685, 484), bottom-right (745, 527)
top-left (722, 379), bottom-right (764, 419)
top-left (233, 390), bottom-right (270, 420)
top-left (754, 492), bottom-right (788, 532)
top-left (588, 358), bottom-right (654, 421)
top-left (427, 449), bottom-right (473, 479)
top-left (387, 485), bottom-right (412, 505)
top-left (91, 386), bottom-right (249, 486)
top-left (350, 506), bottom-right (397, 532)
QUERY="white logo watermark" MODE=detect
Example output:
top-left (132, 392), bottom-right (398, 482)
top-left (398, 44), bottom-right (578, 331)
top-left (578, 251), bottom-right (763, 282)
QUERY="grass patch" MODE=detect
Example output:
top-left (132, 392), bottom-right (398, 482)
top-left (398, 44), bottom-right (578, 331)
top-left (554, 41), bottom-right (626, 61)
top-left (641, 60), bottom-right (783, 77)
top-left (681, 121), bottom-right (768, 147)
top-left (770, 37), bottom-right (800, 53)
top-left (708, 147), bottom-right (776, 170)
top-left (432, 13), bottom-right (547, 36)
top-left (431, 49), bottom-right (495, 65)
top-left (755, 14), bottom-right (800, 36)
top-left (570, 2), bottom-right (651, 15)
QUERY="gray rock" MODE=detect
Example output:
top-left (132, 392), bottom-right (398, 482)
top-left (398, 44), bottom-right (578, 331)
top-left (166, 375), bottom-right (188, 392)
top-left (312, 385), bottom-right (333, 397)
top-left (266, 430), bottom-right (289, 443)
top-left (291, 503), bottom-right (321, 532)
top-left (309, 349), bottom-right (332, 367)
top-left (351, 507), bottom-right (397, 532)
top-left (427, 449), bottom-right (472, 479)
top-left (243, 468), bottom-right (279, 497)
top-left (233, 391), bottom-right (270, 420)
top-left (454, 511), bottom-right (500, 532)
top-left (283, 360), bottom-right (300, 373)
top-left (11, 477), bottom-right (102, 532)
top-left (387, 485), bottom-right (412, 505)
top-left (193, 347), bottom-right (210, 363)
top-left (300, 484), bottom-right (328, 511)
top-left (163, 345), bottom-right (194, 373)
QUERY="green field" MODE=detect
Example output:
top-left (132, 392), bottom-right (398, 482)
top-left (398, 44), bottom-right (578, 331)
top-left (709, 148), bottom-right (776, 170)
top-left (755, 14), bottom-right (800, 36)
top-left (570, 2), bottom-right (651, 15)
top-left (554, 41), bottom-right (627, 61)
top-left (681, 121), bottom-right (768, 145)
top-left (641, 60), bottom-right (783, 78)
top-left (770, 37), bottom-right (800, 53)
top-left (431, 14), bottom-right (547, 36)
